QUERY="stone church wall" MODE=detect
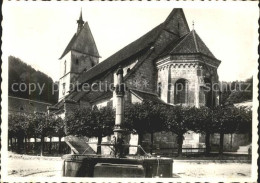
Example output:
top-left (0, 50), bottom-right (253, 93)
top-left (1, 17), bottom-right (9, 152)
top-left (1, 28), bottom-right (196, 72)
top-left (157, 61), bottom-right (200, 106)
top-left (154, 9), bottom-right (190, 54)
top-left (71, 50), bottom-right (98, 73)
top-left (125, 54), bottom-right (157, 93)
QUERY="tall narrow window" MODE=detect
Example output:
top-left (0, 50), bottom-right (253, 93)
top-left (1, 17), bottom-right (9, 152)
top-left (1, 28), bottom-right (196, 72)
top-left (174, 79), bottom-right (188, 104)
top-left (204, 78), bottom-right (215, 107)
top-left (158, 82), bottom-right (162, 98)
top-left (62, 83), bottom-right (66, 95)
top-left (64, 60), bottom-right (67, 75)
top-left (76, 59), bottom-right (79, 65)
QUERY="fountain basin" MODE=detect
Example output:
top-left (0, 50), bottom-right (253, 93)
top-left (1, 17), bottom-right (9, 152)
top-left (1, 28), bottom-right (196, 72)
top-left (62, 154), bottom-right (173, 177)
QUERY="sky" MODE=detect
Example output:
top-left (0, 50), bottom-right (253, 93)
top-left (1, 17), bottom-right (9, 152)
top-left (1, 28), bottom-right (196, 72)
top-left (2, 1), bottom-right (258, 82)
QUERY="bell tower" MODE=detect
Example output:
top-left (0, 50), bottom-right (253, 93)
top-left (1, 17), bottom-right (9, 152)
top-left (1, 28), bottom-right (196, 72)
top-left (77, 9), bottom-right (84, 35)
top-left (58, 9), bottom-right (100, 101)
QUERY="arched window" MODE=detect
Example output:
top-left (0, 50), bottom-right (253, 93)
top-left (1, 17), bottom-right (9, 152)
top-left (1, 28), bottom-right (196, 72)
top-left (174, 79), bottom-right (188, 104)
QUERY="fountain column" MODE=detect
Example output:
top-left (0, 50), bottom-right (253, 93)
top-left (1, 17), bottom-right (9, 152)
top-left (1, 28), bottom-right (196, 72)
top-left (114, 66), bottom-right (126, 157)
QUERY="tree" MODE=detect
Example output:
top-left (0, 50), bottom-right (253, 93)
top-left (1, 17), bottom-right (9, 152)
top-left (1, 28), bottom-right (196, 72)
top-left (145, 102), bottom-right (166, 153)
top-left (53, 116), bottom-right (66, 154)
top-left (91, 106), bottom-right (115, 154)
top-left (8, 112), bottom-right (29, 153)
top-left (66, 106), bottom-right (115, 154)
top-left (124, 101), bottom-right (166, 154)
top-left (188, 107), bottom-right (214, 155)
top-left (163, 106), bottom-right (193, 157)
top-left (236, 106), bottom-right (252, 141)
top-left (124, 103), bottom-right (146, 148)
top-left (32, 112), bottom-right (56, 156)
top-left (211, 106), bottom-right (244, 156)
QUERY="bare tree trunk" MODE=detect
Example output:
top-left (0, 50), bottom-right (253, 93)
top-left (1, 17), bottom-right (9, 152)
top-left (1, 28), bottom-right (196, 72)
top-left (49, 137), bottom-right (52, 154)
top-left (10, 137), bottom-right (13, 151)
top-left (8, 137), bottom-right (10, 150)
top-left (97, 135), bottom-right (102, 155)
top-left (34, 137), bottom-right (37, 153)
top-left (17, 136), bottom-right (23, 154)
top-left (40, 135), bottom-right (44, 156)
top-left (58, 136), bottom-right (62, 154)
top-left (137, 133), bottom-right (143, 155)
top-left (14, 138), bottom-right (17, 152)
top-left (219, 133), bottom-right (224, 157)
top-left (24, 137), bottom-right (27, 154)
top-left (150, 132), bottom-right (154, 154)
top-left (177, 134), bottom-right (184, 157)
top-left (28, 137), bottom-right (31, 154)
top-left (205, 132), bottom-right (211, 156)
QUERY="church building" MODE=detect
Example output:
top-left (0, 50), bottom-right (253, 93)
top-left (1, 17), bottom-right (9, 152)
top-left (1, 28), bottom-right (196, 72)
top-left (49, 8), bottom-right (222, 153)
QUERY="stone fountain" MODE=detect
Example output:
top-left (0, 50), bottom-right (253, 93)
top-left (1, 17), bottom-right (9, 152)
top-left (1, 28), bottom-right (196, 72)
top-left (62, 66), bottom-right (173, 177)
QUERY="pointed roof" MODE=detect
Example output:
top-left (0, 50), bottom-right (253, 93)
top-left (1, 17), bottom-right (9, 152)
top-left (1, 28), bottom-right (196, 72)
top-left (160, 30), bottom-right (216, 59)
top-left (77, 8), bottom-right (190, 84)
top-left (130, 89), bottom-right (166, 104)
top-left (77, 23), bottom-right (164, 83)
top-left (78, 9), bottom-right (84, 23)
top-left (60, 21), bottom-right (100, 59)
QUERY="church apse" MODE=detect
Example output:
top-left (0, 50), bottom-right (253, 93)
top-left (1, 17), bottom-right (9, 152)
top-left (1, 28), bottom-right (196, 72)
top-left (157, 62), bottom-right (200, 107)
top-left (156, 28), bottom-right (221, 107)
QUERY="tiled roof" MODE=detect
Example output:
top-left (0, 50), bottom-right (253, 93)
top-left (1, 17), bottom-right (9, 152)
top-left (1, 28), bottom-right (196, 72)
top-left (76, 8), bottom-right (191, 85)
top-left (130, 89), bottom-right (166, 104)
top-left (60, 22), bottom-right (100, 59)
top-left (77, 23), bottom-right (164, 84)
top-left (89, 91), bottom-right (113, 103)
top-left (160, 30), bottom-right (216, 59)
top-left (8, 96), bottom-right (51, 114)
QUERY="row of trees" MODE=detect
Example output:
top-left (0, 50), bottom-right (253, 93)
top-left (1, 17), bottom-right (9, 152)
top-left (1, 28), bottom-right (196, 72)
top-left (220, 77), bottom-right (252, 105)
top-left (65, 102), bottom-right (251, 157)
top-left (8, 112), bottom-right (64, 155)
top-left (9, 101), bottom-right (252, 157)
top-left (123, 102), bottom-right (251, 156)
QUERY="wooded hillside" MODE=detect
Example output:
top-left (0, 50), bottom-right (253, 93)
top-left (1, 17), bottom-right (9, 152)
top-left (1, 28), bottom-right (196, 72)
top-left (8, 56), bottom-right (58, 104)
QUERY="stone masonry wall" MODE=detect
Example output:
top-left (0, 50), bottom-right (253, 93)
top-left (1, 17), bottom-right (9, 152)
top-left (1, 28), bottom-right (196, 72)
top-left (157, 62), bottom-right (200, 106)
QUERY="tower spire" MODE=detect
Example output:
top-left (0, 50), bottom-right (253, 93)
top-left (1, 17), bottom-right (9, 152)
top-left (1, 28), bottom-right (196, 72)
top-left (77, 8), bottom-right (84, 34)
top-left (192, 20), bottom-right (195, 30)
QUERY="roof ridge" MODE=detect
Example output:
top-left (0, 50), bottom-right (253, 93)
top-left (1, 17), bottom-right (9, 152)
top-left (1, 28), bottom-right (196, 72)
top-left (150, 9), bottom-right (179, 47)
top-left (193, 30), bottom-right (216, 59)
top-left (8, 96), bottom-right (52, 105)
top-left (59, 21), bottom-right (100, 59)
top-left (170, 31), bottom-right (192, 54)
top-left (192, 30), bottom-right (199, 52)
top-left (129, 90), bottom-right (144, 101)
top-left (102, 23), bottom-right (163, 62)
top-left (72, 22), bottom-right (101, 58)
top-left (77, 23), bottom-right (164, 84)
top-left (59, 34), bottom-right (77, 59)
top-left (130, 89), bottom-right (158, 96)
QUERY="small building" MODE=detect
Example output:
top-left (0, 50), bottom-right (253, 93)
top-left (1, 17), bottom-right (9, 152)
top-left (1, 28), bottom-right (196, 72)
top-left (8, 96), bottom-right (51, 114)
